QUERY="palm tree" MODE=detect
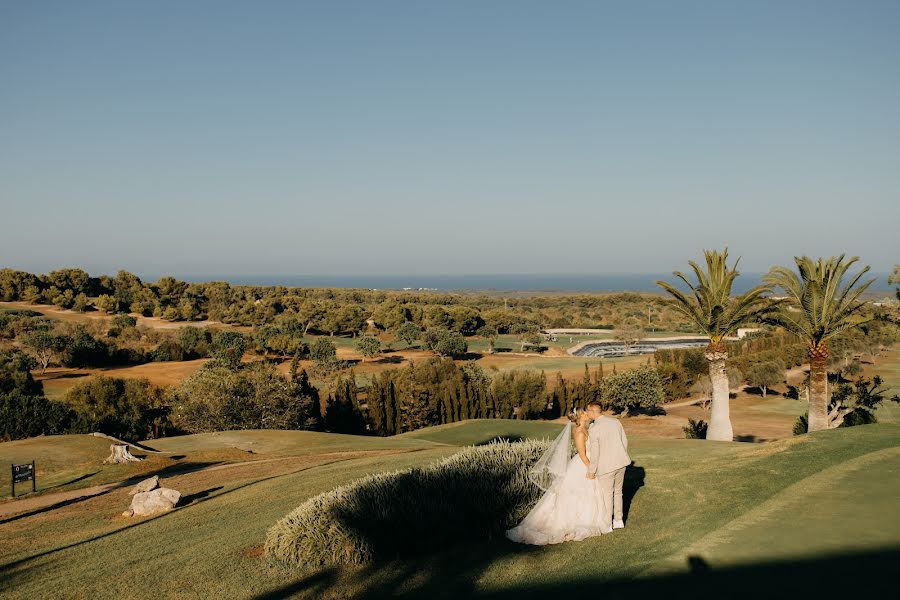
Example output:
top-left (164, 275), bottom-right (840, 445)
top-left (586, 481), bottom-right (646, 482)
top-left (763, 255), bottom-right (874, 432)
top-left (657, 249), bottom-right (776, 441)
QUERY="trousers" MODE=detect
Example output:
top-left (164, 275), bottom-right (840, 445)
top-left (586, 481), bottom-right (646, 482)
top-left (596, 466), bottom-right (626, 523)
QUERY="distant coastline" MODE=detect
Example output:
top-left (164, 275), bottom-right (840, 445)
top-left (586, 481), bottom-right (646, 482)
top-left (135, 272), bottom-right (894, 294)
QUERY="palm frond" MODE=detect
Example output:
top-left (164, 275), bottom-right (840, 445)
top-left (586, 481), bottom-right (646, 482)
top-left (657, 249), bottom-right (773, 341)
top-left (764, 255), bottom-right (873, 348)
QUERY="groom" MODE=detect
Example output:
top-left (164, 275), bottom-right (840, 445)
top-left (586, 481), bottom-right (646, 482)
top-left (584, 401), bottom-right (631, 530)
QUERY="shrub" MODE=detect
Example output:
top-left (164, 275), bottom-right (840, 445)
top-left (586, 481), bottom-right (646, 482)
top-left (793, 414), bottom-right (808, 436)
top-left (265, 439), bottom-right (548, 568)
top-left (602, 365), bottom-right (665, 414)
top-left (111, 314), bottom-right (138, 329)
top-left (683, 418), bottom-right (708, 439)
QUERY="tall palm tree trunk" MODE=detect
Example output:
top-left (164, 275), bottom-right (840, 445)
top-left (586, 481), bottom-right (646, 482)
top-left (705, 348), bottom-right (733, 441)
top-left (807, 344), bottom-right (830, 431)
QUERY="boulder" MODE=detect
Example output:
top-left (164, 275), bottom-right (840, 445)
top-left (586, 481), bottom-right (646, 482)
top-left (129, 488), bottom-right (181, 517)
top-left (129, 476), bottom-right (160, 496)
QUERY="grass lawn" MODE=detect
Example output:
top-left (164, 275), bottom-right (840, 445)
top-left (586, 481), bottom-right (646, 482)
top-left (1, 420), bottom-right (898, 599)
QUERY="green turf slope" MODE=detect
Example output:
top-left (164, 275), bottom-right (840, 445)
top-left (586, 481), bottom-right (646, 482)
top-left (1, 421), bottom-right (897, 599)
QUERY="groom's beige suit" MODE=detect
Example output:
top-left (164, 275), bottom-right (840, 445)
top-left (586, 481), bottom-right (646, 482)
top-left (586, 416), bottom-right (631, 525)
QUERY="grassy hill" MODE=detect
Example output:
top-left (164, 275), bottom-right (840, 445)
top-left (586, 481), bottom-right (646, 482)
top-left (1, 420), bottom-right (898, 599)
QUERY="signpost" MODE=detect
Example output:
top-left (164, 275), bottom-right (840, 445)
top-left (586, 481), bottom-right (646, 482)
top-left (11, 461), bottom-right (36, 497)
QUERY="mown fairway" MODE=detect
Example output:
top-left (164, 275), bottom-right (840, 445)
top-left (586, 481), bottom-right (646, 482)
top-left (1, 419), bottom-right (898, 599)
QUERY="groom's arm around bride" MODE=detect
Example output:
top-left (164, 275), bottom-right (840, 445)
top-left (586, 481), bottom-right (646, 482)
top-left (584, 401), bottom-right (632, 530)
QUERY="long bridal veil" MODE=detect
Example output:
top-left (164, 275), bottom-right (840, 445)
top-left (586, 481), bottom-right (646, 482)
top-left (528, 422), bottom-right (573, 491)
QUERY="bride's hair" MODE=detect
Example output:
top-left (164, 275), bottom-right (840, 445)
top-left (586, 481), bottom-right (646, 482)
top-left (567, 408), bottom-right (589, 427)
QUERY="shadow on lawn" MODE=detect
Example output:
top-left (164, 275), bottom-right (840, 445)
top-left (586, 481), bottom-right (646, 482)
top-left (255, 547), bottom-right (900, 600)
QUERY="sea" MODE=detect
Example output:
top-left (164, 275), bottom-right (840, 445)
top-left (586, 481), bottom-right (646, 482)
top-left (158, 272), bottom-right (891, 294)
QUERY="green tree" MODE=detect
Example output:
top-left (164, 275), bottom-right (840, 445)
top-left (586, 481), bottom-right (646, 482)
top-left (396, 321), bottom-right (422, 347)
top-left (65, 376), bottom-right (169, 440)
top-left (476, 325), bottom-right (499, 354)
top-left (745, 360), bottom-right (784, 398)
top-left (355, 335), bottom-right (381, 360)
top-left (73, 293), bottom-right (90, 312)
top-left (309, 338), bottom-right (338, 370)
top-left (211, 330), bottom-right (247, 370)
top-left (657, 249), bottom-right (776, 440)
top-left (765, 255), bottom-right (875, 432)
top-left (0, 269), bottom-right (41, 301)
top-left (509, 323), bottom-right (541, 352)
top-left (172, 363), bottom-right (315, 433)
top-left (178, 326), bottom-right (212, 358)
top-left (323, 374), bottom-right (365, 433)
top-left (1, 349), bottom-right (42, 396)
top-left (447, 306), bottom-right (483, 335)
top-left (22, 330), bottom-right (68, 374)
top-left (289, 364), bottom-right (322, 430)
top-left (372, 301), bottom-right (411, 331)
top-left (95, 294), bottom-right (119, 313)
top-left (423, 327), bottom-right (468, 357)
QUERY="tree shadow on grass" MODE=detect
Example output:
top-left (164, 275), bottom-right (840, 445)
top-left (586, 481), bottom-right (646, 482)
top-left (373, 356), bottom-right (405, 365)
top-left (253, 547), bottom-right (900, 600)
top-left (45, 471), bottom-right (99, 490)
top-left (179, 486), bottom-right (224, 506)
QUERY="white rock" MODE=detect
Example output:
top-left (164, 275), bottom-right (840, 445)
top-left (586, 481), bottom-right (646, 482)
top-left (129, 488), bottom-right (181, 516)
top-left (129, 475), bottom-right (160, 496)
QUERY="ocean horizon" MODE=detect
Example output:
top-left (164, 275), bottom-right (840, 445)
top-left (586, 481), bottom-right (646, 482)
top-left (140, 272), bottom-right (894, 294)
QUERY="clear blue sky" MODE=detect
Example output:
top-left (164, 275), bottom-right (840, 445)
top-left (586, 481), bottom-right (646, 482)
top-left (2, 1), bottom-right (898, 277)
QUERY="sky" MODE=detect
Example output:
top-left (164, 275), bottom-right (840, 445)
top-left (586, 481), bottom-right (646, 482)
top-left (1, 0), bottom-right (898, 278)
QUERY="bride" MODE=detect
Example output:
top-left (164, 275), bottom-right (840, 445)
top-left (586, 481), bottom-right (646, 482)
top-left (506, 409), bottom-right (612, 545)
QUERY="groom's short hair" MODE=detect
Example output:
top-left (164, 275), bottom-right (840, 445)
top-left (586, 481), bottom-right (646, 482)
top-left (586, 401), bottom-right (602, 410)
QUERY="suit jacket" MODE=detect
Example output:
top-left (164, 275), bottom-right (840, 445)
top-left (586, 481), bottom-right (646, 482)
top-left (586, 416), bottom-right (631, 476)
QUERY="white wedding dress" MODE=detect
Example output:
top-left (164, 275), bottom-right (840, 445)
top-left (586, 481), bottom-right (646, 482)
top-left (506, 424), bottom-right (612, 545)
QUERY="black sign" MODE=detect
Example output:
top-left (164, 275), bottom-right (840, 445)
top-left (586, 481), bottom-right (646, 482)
top-left (11, 461), bottom-right (36, 496)
top-left (13, 463), bottom-right (34, 483)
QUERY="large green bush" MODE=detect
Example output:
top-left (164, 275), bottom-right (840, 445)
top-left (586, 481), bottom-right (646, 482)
top-left (602, 365), bottom-right (665, 413)
top-left (265, 439), bottom-right (548, 568)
